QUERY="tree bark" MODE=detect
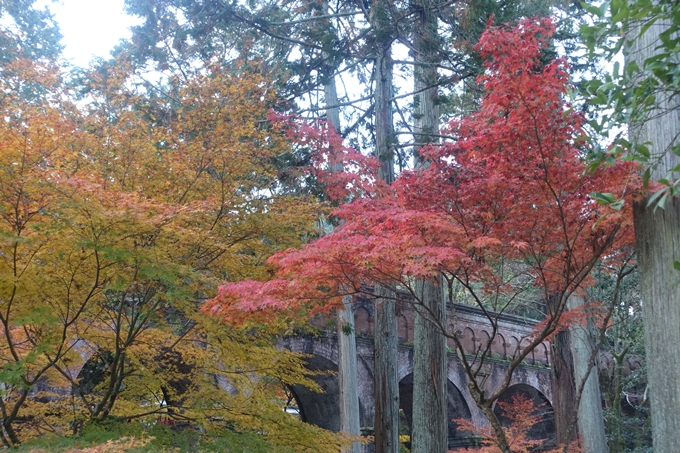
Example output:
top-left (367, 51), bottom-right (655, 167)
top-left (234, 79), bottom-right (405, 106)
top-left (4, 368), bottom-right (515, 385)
top-left (374, 286), bottom-right (400, 453)
top-left (371, 0), bottom-right (395, 185)
top-left (411, 279), bottom-right (448, 453)
top-left (550, 328), bottom-right (577, 445)
top-left (410, 2), bottom-right (447, 452)
top-left (568, 295), bottom-right (608, 452)
top-left (412, 0), bottom-right (439, 163)
top-left (633, 197), bottom-right (680, 453)
top-left (322, 25), bottom-right (362, 449)
top-left (370, 2), bottom-right (399, 452)
top-left (337, 297), bottom-right (362, 453)
top-left (628, 14), bottom-right (680, 453)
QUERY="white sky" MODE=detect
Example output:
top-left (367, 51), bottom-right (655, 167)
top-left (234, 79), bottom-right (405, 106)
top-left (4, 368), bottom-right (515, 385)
top-left (42, 0), bottom-right (141, 67)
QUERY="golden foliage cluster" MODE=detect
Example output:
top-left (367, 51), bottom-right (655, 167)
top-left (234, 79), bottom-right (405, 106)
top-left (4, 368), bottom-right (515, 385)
top-left (0, 38), bottom-right (338, 451)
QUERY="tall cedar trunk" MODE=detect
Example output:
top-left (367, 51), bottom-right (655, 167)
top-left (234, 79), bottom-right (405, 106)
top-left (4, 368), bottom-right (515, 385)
top-left (633, 198), bottom-right (680, 452)
top-left (412, 0), bottom-right (440, 164)
top-left (567, 296), bottom-right (608, 452)
top-left (629, 15), bottom-right (680, 453)
top-left (411, 279), bottom-right (447, 453)
top-left (410, 2), bottom-right (447, 452)
top-left (550, 328), bottom-right (577, 445)
top-left (371, 2), bottom-right (398, 450)
top-left (337, 297), bottom-right (362, 453)
top-left (323, 31), bottom-right (362, 450)
top-left (374, 286), bottom-right (400, 453)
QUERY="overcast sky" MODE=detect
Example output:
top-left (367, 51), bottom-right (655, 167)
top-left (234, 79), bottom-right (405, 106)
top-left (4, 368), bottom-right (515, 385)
top-left (42, 0), bottom-right (141, 67)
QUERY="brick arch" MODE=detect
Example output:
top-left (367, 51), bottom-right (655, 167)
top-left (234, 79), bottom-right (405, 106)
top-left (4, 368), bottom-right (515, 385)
top-left (62, 338), bottom-right (99, 382)
top-left (398, 374), bottom-right (476, 449)
top-left (493, 384), bottom-right (555, 442)
top-left (398, 314), bottom-right (410, 342)
top-left (492, 333), bottom-right (507, 359)
top-left (288, 354), bottom-right (342, 432)
top-left (462, 327), bottom-right (476, 354)
top-left (354, 306), bottom-right (371, 336)
top-left (535, 342), bottom-right (550, 365)
top-left (477, 330), bottom-right (491, 354)
top-left (508, 336), bottom-right (520, 358)
top-left (520, 337), bottom-right (535, 364)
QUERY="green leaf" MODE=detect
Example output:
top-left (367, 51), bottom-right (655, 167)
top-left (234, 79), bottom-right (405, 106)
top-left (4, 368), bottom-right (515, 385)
top-left (636, 143), bottom-right (651, 159)
top-left (611, 199), bottom-right (625, 211)
top-left (581, 1), bottom-right (604, 17)
top-left (591, 192), bottom-right (618, 204)
top-left (674, 260), bottom-right (680, 272)
top-left (647, 188), bottom-right (669, 210)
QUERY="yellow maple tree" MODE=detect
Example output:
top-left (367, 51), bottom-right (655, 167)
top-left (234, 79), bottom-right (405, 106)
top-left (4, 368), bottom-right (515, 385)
top-left (1, 48), bottom-right (342, 452)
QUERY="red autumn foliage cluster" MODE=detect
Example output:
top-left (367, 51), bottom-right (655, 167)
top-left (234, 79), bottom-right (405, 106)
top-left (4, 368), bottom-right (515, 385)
top-left (203, 18), bottom-right (638, 332)
top-left (451, 395), bottom-right (580, 453)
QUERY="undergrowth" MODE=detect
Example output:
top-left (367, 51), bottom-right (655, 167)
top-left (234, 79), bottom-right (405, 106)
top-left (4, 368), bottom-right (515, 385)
top-left (12, 419), bottom-right (295, 453)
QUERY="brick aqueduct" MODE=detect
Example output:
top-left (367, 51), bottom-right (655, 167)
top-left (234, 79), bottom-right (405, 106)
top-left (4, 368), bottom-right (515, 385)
top-left (61, 296), bottom-right (556, 450)
top-left (279, 296), bottom-right (555, 449)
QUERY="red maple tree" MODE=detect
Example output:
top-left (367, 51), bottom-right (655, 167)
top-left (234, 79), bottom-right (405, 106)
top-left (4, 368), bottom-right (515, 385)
top-left (203, 17), bottom-right (638, 451)
top-left (452, 394), bottom-right (580, 453)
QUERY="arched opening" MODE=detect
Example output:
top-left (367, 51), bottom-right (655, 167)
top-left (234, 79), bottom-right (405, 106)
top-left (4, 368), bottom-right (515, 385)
top-left (478, 330), bottom-right (491, 354)
top-left (492, 333), bottom-right (507, 359)
top-left (74, 349), bottom-right (113, 398)
top-left (446, 379), bottom-right (474, 448)
top-left (520, 338), bottom-right (535, 364)
top-left (355, 307), bottom-right (371, 336)
top-left (74, 347), bottom-right (195, 420)
top-left (398, 374), bottom-right (476, 449)
top-left (536, 342), bottom-right (550, 365)
top-left (398, 314), bottom-right (409, 342)
top-left (508, 336), bottom-right (520, 359)
top-left (462, 327), bottom-right (476, 354)
top-left (493, 384), bottom-right (555, 445)
top-left (287, 354), bottom-right (341, 431)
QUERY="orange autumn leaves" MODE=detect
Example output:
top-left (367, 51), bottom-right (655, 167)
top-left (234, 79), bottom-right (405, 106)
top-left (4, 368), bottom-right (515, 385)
top-left (205, 18), bottom-right (638, 332)
top-left (0, 48), bottom-right (327, 445)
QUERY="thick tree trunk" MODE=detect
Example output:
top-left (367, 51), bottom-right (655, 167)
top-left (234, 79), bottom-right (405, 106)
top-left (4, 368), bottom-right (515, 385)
top-left (568, 296), bottom-right (608, 452)
top-left (370, 2), bottom-right (399, 452)
top-left (337, 297), bottom-right (362, 453)
top-left (412, 0), bottom-right (439, 163)
top-left (410, 2), bottom-right (447, 451)
top-left (371, 0), bottom-right (395, 185)
top-left (374, 59), bottom-right (395, 183)
top-left (374, 286), bottom-right (400, 453)
top-left (550, 328), bottom-right (577, 445)
top-left (411, 279), bottom-right (447, 453)
top-left (628, 15), bottom-right (680, 453)
top-left (323, 61), bottom-right (341, 135)
top-left (322, 32), bottom-right (362, 451)
top-left (633, 196), bottom-right (680, 453)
